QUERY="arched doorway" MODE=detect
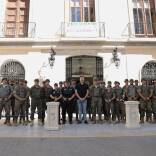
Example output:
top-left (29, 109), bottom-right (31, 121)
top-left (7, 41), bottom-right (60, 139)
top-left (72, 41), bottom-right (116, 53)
top-left (66, 55), bottom-right (103, 84)
top-left (0, 60), bottom-right (25, 81)
top-left (141, 60), bottom-right (156, 83)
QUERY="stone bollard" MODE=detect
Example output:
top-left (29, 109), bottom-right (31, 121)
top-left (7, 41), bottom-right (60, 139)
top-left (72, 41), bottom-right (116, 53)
top-left (125, 101), bottom-right (140, 129)
top-left (45, 102), bottom-right (60, 131)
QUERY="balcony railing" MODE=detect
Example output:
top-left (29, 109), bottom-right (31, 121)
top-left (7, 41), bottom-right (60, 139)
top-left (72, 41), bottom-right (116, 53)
top-left (58, 22), bottom-right (105, 38)
top-left (122, 22), bottom-right (156, 38)
top-left (0, 22), bottom-right (36, 38)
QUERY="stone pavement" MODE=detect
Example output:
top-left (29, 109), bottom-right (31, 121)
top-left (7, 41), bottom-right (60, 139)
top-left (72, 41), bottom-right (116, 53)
top-left (0, 119), bottom-right (156, 138)
top-left (0, 119), bottom-right (156, 156)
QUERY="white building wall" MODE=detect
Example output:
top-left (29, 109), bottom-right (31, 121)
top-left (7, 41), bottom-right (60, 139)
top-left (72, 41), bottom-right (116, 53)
top-left (31, 0), bottom-right (64, 38)
top-left (0, 0), bottom-right (6, 22)
top-left (28, 0), bottom-right (129, 38)
top-left (97, 0), bottom-right (129, 38)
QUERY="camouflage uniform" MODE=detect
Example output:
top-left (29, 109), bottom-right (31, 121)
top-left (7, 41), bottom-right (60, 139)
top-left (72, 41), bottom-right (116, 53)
top-left (30, 85), bottom-right (42, 123)
top-left (114, 86), bottom-right (125, 122)
top-left (152, 84), bottom-right (156, 122)
top-left (126, 84), bottom-right (137, 101)
top-left (0, 84), bottom-right (12, 124)
top-left (13, 85), bottom-right (29, 125)
top-left (90, 84), bottom-right (103, 122)
top-left (103, 87), bottom-right (115, 122)
top-left (137, 84), bottom-right (153, 123)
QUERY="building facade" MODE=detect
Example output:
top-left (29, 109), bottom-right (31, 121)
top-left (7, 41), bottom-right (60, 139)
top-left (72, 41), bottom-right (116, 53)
top-left (0, 0), bottom-right (156, 85)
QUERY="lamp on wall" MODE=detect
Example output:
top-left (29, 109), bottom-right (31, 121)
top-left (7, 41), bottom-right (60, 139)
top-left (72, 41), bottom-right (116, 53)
top-left (111, 47), bottom-right (120, 68)
top-left (48, 48), bottom-right (56, 68)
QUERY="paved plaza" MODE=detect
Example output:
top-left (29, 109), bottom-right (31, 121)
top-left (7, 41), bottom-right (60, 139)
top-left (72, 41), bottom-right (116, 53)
top-left (0, 119), bottom-right (156, 156)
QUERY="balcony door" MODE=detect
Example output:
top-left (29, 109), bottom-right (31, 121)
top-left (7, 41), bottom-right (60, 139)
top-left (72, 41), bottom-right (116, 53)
top-left (5, 0), bottom-right (30, 37)
top-left (70, 0), bottom-right (95, 22)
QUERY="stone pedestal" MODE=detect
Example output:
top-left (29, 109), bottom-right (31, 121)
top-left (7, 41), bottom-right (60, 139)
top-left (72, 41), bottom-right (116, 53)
top-left (45, 102), bottom-right (60, 131)
top-left (125, 101), bottom-right (140, 129)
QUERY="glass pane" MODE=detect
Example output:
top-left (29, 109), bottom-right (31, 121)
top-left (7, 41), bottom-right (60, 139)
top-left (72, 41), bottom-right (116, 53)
top-left (71, 7), bottom-right (81, 22)
top-left (145, 9), bottom-right (153, 34)
top-left (133, 8), bottom-right (144, 34)
top-left (84, 7), bottom-right (89, 22)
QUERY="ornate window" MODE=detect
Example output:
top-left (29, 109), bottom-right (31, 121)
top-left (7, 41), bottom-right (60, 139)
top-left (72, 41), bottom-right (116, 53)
top-left (5, 0), bottom-right (30, 37)
top-left (132, 0), bottom-right (156, 36)
top-left (70, 0), bottom-right (95, 22)
top-left (0, 60), bottom-right (25, 81)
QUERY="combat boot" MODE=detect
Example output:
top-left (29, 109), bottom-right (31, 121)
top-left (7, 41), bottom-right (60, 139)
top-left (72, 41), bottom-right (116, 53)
top-left (3, 120), bottom-right (7, 125)
top-left (6, 120), bottom-right (11, 126)
top-left (13, 120), bottom-right (18, 126)
top-left (38, 119), bottom-right (43, 126)
top-left (140, 117), bottom-right (144, 124)
top-left (148, 117), bottom-right (152, 123)
top-left (30, 120), bottom-right (34, 127)
top-left (92, 116), bottom-right (96, 124)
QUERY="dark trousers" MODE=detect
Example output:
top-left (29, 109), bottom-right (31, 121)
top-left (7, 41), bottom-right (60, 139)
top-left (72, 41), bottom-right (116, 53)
top-left (10, 98), bottom-right (15, 119)
top-left (62, 100), bottom-right (74, 123)
top-left (30, 99), bottom-right (42, 120)
top-left (102, 98), bottom-right (108, 120)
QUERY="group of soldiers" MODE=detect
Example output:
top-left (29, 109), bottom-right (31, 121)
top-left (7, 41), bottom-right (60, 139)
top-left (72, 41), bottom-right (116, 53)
top-left (0, 76), bottom-right (156, 126)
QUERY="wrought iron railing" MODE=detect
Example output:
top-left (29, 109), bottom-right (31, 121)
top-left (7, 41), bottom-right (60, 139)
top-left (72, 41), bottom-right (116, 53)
top-left (122, 22), bottom-right (156, 37)
top-left (57, 22), bottom-right (105, 38)
top-left (0, 22), bottom-right (36, 38)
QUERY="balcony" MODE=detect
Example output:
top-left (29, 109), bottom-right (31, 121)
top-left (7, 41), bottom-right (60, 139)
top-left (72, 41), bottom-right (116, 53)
top-left (122, 22), bottom-right (156, 38)
top-left (58, 22), bottom-right (105, 38)
top-left (0, 22), bottom-right (36, 38)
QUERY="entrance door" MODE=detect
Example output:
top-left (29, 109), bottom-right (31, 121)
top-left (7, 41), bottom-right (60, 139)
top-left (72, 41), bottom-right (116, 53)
top-left (66, 55), bottom-right (103, 84)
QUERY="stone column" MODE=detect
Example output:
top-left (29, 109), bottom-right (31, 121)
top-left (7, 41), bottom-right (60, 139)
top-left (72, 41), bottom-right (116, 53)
top-left (45, 102), bottom-right (60, 131)
top-left (125, 101), bottom-right (140, 129)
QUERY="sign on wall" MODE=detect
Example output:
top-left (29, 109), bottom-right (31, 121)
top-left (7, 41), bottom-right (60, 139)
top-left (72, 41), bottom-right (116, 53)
top-left (64, 22), bottom-right (101, 37)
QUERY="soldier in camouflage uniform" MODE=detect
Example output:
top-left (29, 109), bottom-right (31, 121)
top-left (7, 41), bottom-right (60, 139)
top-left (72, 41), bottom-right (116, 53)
top-left (100, 81), bottom-right (107, 121)
top-left (90, 78), bottom-right (103, 124)
top-left (30, 79), bottom-right (42, 126)
top-left (0, 78), bottom-right (12, 126)
top-left (123, 79), bottom-right (129, 101)
top-left (103, 81), bottom-right (115, 123)
top-left (152, 80), bottom-right (156, 123)
top-left (126, 79), bottom-right (137, 101)
top-left (22, 80), bottom-right (30, 125)
top-left (137, 79), bottom-right (153, 123)
top-left (13, 79), bottom-right (29, 126)
top-left (114, 81), bottom-right (125, 123)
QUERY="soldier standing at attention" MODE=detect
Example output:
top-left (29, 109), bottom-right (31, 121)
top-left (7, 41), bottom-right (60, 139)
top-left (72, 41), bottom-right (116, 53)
top-left (42, 79), bottom-right (53, 125)
top-left (152, 79), bottom-right (156, 123)
top-left (13, 79), bottom-right (29, 126)
top-left (50, 83), bottom-right (62, 124)
top-left (9, 80), bottom-right (16, 122)
top-left (23, 80), bottom-right (30, 125)
top-left (40, 81), bottom-right (46, 125)
top-left (123, 79), bottom-right (129, 101)
top-left (114, 81), bottom-right (124, 123)
top-left (30, 79), bottom-right (42, 126)
top-left (61, 81), bottom-right (75, 124)
top-left (0, 78), bottom-right (12, 126)
top-left (126, 79), bottom-right (137, 101)
top-left (90, 78), bottom-right (103, 124)
top-left (137, 79), bottom-right (153, 124)
top-left (103, 81), bottom-right (115, 123)
top-left (100, 81), bottom-right (107, 121)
